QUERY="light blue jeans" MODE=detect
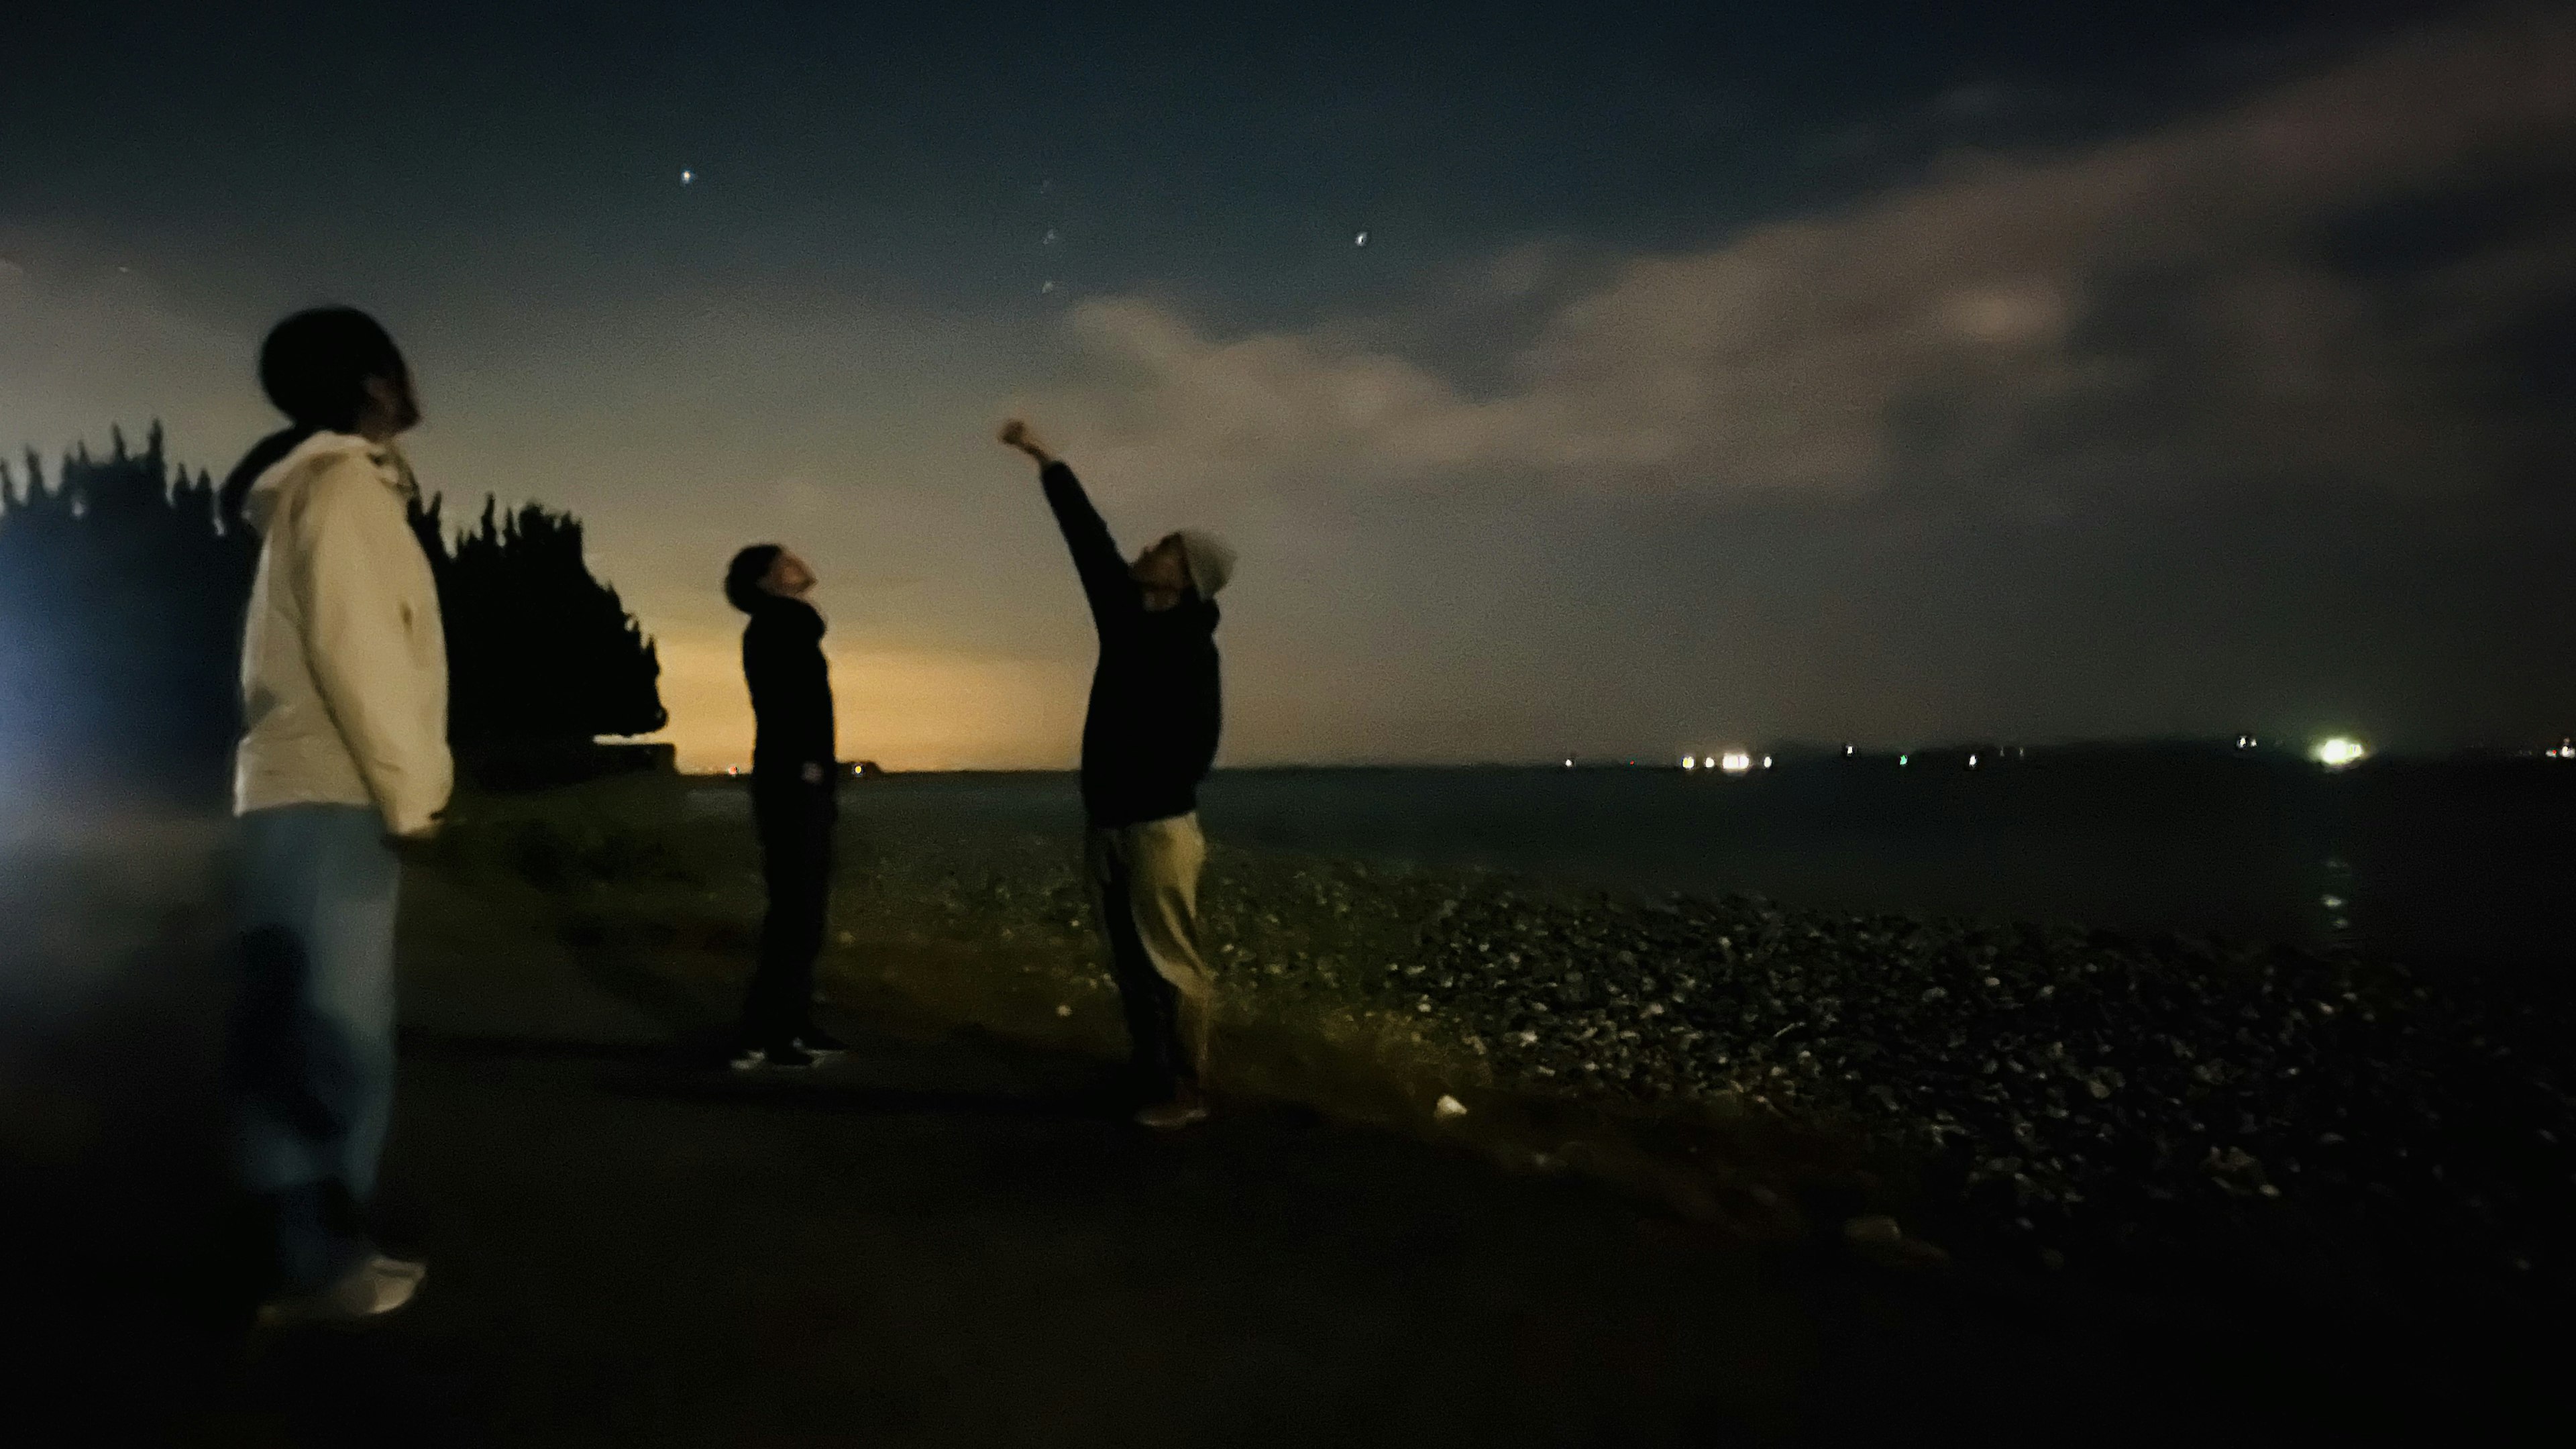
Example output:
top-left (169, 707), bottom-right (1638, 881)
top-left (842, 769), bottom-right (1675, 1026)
top-left (229, 804), bottom-right (402, 1290)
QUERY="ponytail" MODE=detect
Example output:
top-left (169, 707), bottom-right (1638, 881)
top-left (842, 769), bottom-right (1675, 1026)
top-left (217, 424), bottom-right (316, 533)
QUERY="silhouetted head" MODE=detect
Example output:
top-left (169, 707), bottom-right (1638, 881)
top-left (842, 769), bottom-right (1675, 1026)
top-left (259, 306), bottom-right (418, 440)
top-left (219, 307), bottom-right (417, 529)
top-left (1131, 529), bottom-right (1234, 610)
top-left (726, 545), bottom-right (816, 611)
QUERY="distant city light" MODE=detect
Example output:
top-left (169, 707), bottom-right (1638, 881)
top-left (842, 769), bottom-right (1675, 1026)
top-left (1898, 754), bottom-right (1910, 767)
top-left (1760, 755), bottom-right (1773, 769)
top-left (1681, 755), bottom-right (1698, 771)
top-left (1968, 753), bottom-right (1979, 768)
top-left (1564, 758), bottom-right (1574, 767)
top-left (1719, 751), bottom-right (1754, 774)
top-left (1843, 744), bottom-right (1854, 755)
top-left (2548, 741), bottom-right (2573, 761)
top-left (2236, 735), bottom-right (2261, 749)
top-left (2310, 737), bottom-right (2369, 769)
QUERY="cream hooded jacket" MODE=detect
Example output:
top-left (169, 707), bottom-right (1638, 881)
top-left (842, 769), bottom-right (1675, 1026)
top-left (232, 431), bottom-right (452, 837)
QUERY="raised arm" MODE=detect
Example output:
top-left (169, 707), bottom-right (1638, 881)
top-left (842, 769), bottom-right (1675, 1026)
top-left (1002, 419), bottom-right (1135, 625)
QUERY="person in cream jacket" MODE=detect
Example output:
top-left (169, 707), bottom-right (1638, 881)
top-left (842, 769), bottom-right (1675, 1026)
top-left (234, 429), bottom-right (451, 836)
top-left (220, 307), bottom-right (449, 1326)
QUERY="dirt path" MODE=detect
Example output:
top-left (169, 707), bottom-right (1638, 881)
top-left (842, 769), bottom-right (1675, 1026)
top-left (0, 843), bottom-right (2544, 1444)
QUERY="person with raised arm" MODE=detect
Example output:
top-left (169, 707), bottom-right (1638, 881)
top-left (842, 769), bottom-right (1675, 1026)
top-left (1000, 419), bottom-right (1234, 1130)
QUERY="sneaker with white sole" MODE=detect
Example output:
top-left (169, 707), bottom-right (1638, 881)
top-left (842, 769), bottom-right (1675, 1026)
top-left (256, 1254), bottom-right (425, 1327)
top-left (792, 1028), bottom-right (847, 1061)
top-left (1134, 1095), bottom-right (1210, 1131)
top-left (729, 1042), bottom-right (816, 1072)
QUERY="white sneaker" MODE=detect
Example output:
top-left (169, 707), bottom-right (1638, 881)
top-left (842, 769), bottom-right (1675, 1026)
top-left (256, 1254), bottom-right (425, 1327)
top-left (1134, 1096), bottom-right (1211, 1131)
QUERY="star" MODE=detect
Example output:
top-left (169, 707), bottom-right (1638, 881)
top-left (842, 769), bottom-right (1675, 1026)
top-left (680, 168), bottom-right (694, 185)
top-left (1354, 230), bottom-right (1368, 246)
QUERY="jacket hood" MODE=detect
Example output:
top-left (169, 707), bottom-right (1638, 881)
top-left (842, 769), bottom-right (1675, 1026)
top-left (241, 431), bottom-right (388, 534)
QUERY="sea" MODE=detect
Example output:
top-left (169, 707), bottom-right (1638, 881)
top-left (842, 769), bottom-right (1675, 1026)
top-left (703, 747), bottom-right (2576, 999)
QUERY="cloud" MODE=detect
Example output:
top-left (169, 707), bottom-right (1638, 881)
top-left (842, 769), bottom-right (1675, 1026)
top-left (1034, 8), bottom-right (2576, 504)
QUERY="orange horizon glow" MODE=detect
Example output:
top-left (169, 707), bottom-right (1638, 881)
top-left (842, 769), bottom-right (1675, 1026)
top-left (646, 629), bottom-right (1089, 773)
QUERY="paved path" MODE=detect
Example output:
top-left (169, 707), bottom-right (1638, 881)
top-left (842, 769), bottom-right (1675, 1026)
top-left (0, 843), bottom-right (2541, 1445)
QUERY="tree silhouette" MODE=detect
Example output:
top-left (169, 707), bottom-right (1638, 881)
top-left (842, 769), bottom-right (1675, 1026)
top-left (0, 425), bottom-right (665, 801)
top-left (0, 425), bottom-right (254, 799)
top-left (413, 494), bottom-right (668, 771)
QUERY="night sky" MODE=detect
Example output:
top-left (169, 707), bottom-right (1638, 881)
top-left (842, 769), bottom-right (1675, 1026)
top-left (3, 2), bottom-right (2570, 769)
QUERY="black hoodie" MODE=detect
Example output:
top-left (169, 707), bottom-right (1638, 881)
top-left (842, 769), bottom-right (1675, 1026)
top-left (743, 596), bottom-right (835, 783)
top-left (1042, 462), bottom-right (1222, 827)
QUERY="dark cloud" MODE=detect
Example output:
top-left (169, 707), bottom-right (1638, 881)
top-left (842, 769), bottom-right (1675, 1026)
top-left (1038, 9), bottom-right (2576, 511)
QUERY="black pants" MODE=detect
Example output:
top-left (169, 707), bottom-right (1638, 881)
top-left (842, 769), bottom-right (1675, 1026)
top-left (739, 776), bottom-right (836, 1047)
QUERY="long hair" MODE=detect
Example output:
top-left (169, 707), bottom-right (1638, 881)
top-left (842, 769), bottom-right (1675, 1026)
top-left (218, 307), bottom-right (408, 530)
top-left (216, 425), bottom-right (316, 534)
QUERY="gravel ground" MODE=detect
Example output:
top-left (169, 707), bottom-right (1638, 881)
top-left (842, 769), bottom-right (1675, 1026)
top-left (467, 792), bottom-right (2576, 1297)
top-left (1380, 881), bottom-right (2576, 1289)
top-left (830, 829), bottom-right (2576, 1295)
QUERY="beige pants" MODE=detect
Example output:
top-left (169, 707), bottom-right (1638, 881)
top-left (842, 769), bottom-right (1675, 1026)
top-left (1085, 812), bottom-right (1212, 1090)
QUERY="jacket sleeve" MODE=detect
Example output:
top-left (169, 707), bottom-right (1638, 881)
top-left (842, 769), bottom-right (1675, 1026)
top-left (284, 457), bottom-right (454, 836)
top-left (1040, 461), bottom-right (1138, 627)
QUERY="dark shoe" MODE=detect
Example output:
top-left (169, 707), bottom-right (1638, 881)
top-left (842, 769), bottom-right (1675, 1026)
top-left (792, 1025), bottom-right (848, 1059)
top-left (731, 1041), bottom-right (816, 1071)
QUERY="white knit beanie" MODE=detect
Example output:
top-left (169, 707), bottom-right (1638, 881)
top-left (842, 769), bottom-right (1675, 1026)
top-left (1175, 529), bottom-right (1237, 597)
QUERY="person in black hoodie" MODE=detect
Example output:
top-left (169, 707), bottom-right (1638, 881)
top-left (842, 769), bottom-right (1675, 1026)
top-left (1000, 419), bottom-right (1235, 1129)
top-left (722, 543), bottom-right (847, 1070)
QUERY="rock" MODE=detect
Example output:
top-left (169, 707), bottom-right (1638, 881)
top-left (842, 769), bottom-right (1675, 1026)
top-left (1844, 1214), bottom-right (1904, 1246)
top-left (1434, 1094), bottom-right (1468, 1120)
top-left (1055, 1004), bottom-right (1072, 1018)
top-left (1844, 1214), bottom-right (1952, 1270)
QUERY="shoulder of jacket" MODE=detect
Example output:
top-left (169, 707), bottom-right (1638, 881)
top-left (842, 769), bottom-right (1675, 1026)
top-left (309, 441), bottom-right (398, 484)
top-left (292, 447), bottom-right (405, 511)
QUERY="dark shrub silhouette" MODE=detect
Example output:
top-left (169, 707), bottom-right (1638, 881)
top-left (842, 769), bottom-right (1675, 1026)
top-left (413, 495), bottom-right (669, 784)
top-left (0, 426), bottom-right (254, 800)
